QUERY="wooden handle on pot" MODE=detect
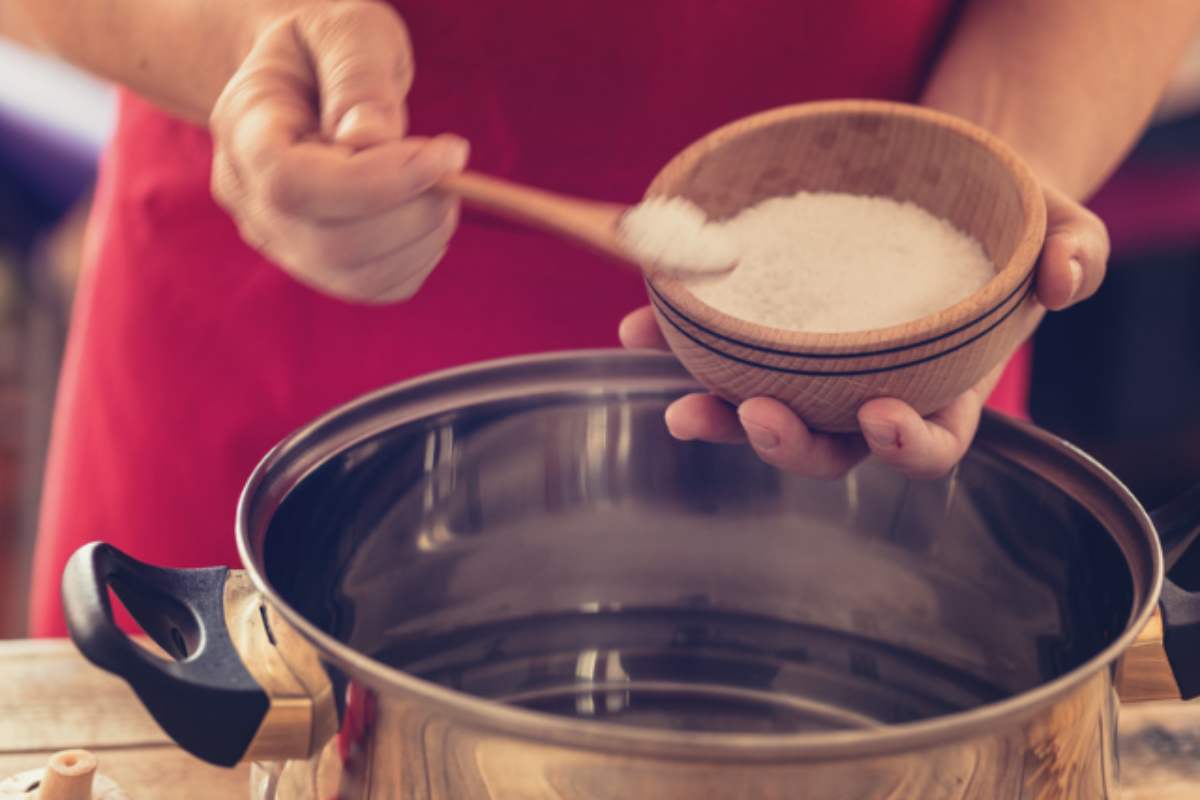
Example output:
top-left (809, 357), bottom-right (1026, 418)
top-left (1115, 608), bottom-right (1183, 703)
top-left (37, 750), bottom-right (96, 800)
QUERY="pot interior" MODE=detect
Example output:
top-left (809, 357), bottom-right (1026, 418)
top-left (254, 359), bottom-right (1136, 734)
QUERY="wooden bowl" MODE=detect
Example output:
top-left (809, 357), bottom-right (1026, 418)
top-left (644, 100), bottom-right (1047, 432)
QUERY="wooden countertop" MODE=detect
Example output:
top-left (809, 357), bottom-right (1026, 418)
top-left (0, 639), bottom-right (1197, 798)
top-left (0, 640), bottom-right (248, 798)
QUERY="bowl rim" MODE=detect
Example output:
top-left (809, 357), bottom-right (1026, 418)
top-left (646, 99), bottom-right (1047, 354)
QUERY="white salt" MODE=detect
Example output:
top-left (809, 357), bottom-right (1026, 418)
top-left (632, 191), bottom-right (993, 333)
top-left (618, 197), bottom-right (740, 274)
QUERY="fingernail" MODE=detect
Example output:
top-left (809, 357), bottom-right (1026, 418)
top-left (1067, 257), bottom-right (1084, 301)
top-left (334, 103), bottom-right (398, 145)
top-left (742, 421), bottom-right (780, 450)
top-left (860, 418), bottom-right (898, 449)
top-left (617, 313), bottom-right (643, 349)
top-left (663, 404), bottom-right (692, 441)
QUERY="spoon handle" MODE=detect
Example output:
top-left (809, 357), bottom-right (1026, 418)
top-left (440, 171), bottom-right (635, 267)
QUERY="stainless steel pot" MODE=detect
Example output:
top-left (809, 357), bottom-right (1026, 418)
top-left (61, 351), bottom-right (1200, 799)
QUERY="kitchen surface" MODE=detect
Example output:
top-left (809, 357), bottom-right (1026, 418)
top-left (0, 642), bottom-right (1198, 798)
top-left (2, 11), bottom-right (1200, 800)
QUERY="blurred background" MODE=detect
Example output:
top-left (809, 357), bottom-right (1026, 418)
top-left (0, 37), bottom-right (1197, 638)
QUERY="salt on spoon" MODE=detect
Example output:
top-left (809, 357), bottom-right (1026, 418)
top-left (617, 197), bottom-right (739, 275)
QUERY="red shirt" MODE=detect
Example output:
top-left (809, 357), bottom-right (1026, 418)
top-left (31, 0), bottom-right (1028, 635)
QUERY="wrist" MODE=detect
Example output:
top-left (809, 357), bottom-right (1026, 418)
top-left (919, 88), bottom-right (1079, 199)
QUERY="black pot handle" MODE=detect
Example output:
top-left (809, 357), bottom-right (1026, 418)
top-left (1156, 482), bottom-right (1200, 573)
top-left (1152, 483), bottom-right (1200, 700)
top-left (61, 542), bottom-right (269, 767)
top-left (1159, 579), bottom-right (1200, 699)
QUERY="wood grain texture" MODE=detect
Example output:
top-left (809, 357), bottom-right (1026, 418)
top-left (645, 100), bottom-right (1047, 431)
top-left (0, 640), bottom-right (165, 753)
top-left (0, 640), bottom-right (249, 798)
top-left (0, 750), bottom-right (248, 800)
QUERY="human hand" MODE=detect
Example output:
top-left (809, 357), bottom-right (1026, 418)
top-left (210, 2), bottom-right (467, 303)
top-left (619, 182), bottom-right (1109, 479)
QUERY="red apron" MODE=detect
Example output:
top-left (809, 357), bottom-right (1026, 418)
top-left (31, 0), bottom-right (1028, 636)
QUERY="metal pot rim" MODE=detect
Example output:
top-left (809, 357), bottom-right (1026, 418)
top-left (235, 349), bottom-right (1163, 762)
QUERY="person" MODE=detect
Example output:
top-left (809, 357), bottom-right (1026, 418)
top-left (2, 1), bottom-right (1196, 637)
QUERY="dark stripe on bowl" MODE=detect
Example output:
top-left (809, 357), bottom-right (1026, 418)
top-left (652, 281), bottom-right (1035, 377)
top-left (647, 266), bottom-right (1035, 359)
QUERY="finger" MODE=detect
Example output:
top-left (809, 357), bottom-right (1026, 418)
top-left (293, 2), bottom-right (415, 144)
top-left (229, 213), bottom-right (278, 264)
top-left (210, 150), bottom-right (247, 218)
top-left (259, 134), bottom-right (469, 221)
top-left (857, 390), bottom-right (983, 480)
top-left (293, 192), bottom-right (458, 269)
top-left (369, 251), bottom-right (446, 303)
top-left (664, 394), bottom-right (746, 443)
top-left (342, 248), bottom-right (442, 304)
top-left (1035, 185), bottom-right (1110, 310)
top-left (737, 397), bottom-right (868, 479)
top-left (210, 10), bottom-right (328, 149)
top-left (306, 206), bottom-right (457, 303)
top-left (212, 68), bottom-right (315, 185)
top-left (618, 306), bottom-right (670, 351)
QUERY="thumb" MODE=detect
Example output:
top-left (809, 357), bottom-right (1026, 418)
top-left (295, 2), bottom-right (415, 148)
top-left (1036, 184), bottom-right (1110, 311)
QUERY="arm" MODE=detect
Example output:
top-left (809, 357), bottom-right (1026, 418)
top-left (922, 0), bottom-right (1200, 200)
top-left (0, 1), bottom-right (295, 124)
top-left (1, 0), bottom-right (469, 303)
top-left (1156, 36), bottom-right (1200, 122)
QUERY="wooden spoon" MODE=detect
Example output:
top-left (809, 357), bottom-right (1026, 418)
top-left (439, 171), bottom-right (735, 275)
